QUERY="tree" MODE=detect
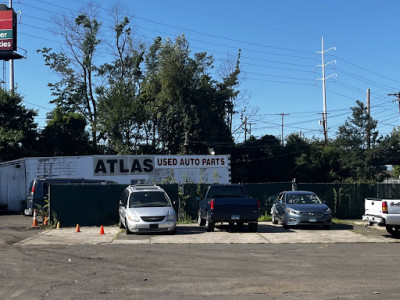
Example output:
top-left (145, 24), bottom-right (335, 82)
top-left (0, 89), bottom-right (38, 161)
top-left (334, 100), bottom-right (380, 182)
top-left (140, 35), bottom-right (237, 154)
top-left (38, 14), bottom-right (101, 148)
top-left (39, 107), bottom-right (93, 156)
top-left (231, 134), bottom-right (284, 182)
top-left (335, 100), bottom-right (378, 149)
top-left (97, 16), bottom-right (145, 154)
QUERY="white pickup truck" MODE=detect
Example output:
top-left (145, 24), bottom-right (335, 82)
top-left (362, 198), bottom-right (400, 236)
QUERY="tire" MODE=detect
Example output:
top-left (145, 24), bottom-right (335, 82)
top-left (272, 213), bottom-right (278, 224)
top-left (198, 211), bottom-right (206, 226)
top-left (386, 225), bottom-right (400, 237)
top-left (206, 212), bottom-right (215, 232)
top-left (125, 219), bottom-right (132, 235)
top-left (282, 215), bottom-right (289, 229)
top-left (248, 222), bottom-right (258, 232)
top-left (119, 217), bottom-right (124, 229)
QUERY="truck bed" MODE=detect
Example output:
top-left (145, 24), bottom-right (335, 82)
top-left (363, 198), bottom-right (400, 226)
top-left (210, 197), bottom-right (259, 222)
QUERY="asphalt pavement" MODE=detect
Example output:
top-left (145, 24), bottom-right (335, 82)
top-left (2, 215), bottom-right (400, 299)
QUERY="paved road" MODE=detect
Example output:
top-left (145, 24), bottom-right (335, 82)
top-left (2, 215), bottom-right (400, 299)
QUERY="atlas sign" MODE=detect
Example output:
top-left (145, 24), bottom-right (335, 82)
top-left (94, 157), bottom-right (154, 175)
top-left (0, 9), bottom-right (16, 51)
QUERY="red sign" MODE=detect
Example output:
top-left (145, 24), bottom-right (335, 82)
top-left (0, 10), bottom-right (12, 30)
top-left (0, 10), bottom-right (15, 51)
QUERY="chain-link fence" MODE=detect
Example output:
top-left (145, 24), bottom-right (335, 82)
top-left (161, 182), bottom-right (398, 220)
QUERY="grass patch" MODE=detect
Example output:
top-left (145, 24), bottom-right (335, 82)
top-left (177, 218), bottom-right (196, 224)
top-left (332, 218), bottom-right (355, 225)
top-left (258, 213), bottom-right (272, 222)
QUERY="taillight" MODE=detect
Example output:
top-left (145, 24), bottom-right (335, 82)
top-left (257, 200), bottom-right (260, 211)
top-left (31, 185), bottom-right (35, 194)
top-left (210, 199), bottom-right (215, 210)
top-left (382, 201), bottom-right (388, 214)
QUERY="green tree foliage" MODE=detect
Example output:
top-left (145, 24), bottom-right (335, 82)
top-left (39, 107), bottom-right (93, 156)
top-left (0, 89), bottom-right (38, 161)
top-left (97, 16), bottom-right (145, 154)
top-left (231, 134), bottom-right (283, 182)
top-left (38, 14), bottom-right (101, 147)
top-left (140, 35), bottom-right (237, 154)
top-left (334, 100), bottom-right (380, 182)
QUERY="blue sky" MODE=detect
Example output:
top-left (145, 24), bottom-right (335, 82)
top-left (6, 0), bottom-right (400, 143)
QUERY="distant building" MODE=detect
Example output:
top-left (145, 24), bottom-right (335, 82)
top-left (0, 155), bottom-right (231, 212)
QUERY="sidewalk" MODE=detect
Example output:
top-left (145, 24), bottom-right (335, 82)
top-left (16, 222), bottom-right (398, 246)
top-left (16, 226), bottom-right (121, 246)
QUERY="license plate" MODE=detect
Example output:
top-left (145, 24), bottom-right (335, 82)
top-left (231, 215), bottom-right (240, 220)
top-left (149, 224), bottom-right (159, 229)
top-left (309, 217), bottom-right (317, 222)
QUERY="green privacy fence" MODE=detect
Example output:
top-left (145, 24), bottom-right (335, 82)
top-left (48, 182), bottom-right (396, 226)
top-left (49, 184), bottom-right (125, 227)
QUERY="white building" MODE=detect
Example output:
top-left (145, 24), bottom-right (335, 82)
top-left (0, 154), bottom-right (231, 212)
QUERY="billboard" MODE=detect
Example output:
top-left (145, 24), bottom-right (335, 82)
top-left (0, 9), bottom-right (16, 51)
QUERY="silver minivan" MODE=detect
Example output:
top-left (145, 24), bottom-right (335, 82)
top-left (119, 185), bottom-right (177, 234)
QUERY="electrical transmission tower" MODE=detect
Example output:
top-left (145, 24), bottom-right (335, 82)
top-left (276, 113), bottom-right (289, 146)
top-left (316, 37), bottom-right (337, 145)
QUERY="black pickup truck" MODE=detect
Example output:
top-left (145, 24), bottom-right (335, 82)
top-left (197, 184), bottom-right (260, 232)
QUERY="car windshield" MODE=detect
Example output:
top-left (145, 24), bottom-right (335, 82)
top-left (286, 193), bottom-right (322, 204)
top-left (129, 191), bottom-right (171, 208)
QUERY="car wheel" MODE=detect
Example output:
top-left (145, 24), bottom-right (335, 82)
top-left (386, 225), bottom-right (400, 236)
top-left (125, 219), bottom-right (132, 235)
top-left (282, 215), bottom-right (289, 229)
top-left (248, 222), bottom-right (258, 232)
top-left (272, 213), bottom-right (278, 224)
top-left (119, 218), bottom-right (124, 229)
top-left (198, 211), bottom-right (206, 226)
top-left (206, 212), bottom-right (215, 232)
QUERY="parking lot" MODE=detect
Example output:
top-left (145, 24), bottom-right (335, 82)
top-left (2, 214), bottom-right (400, 299)
top-left (11, 217), bottom-right (399, 246)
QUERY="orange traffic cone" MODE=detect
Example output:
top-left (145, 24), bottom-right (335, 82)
top-left (43, 216), bottom-right (48, 226)
top-left (99, 225), bottom-right (105, 235)
top-left (75, 224), bottom-right (80, 232)
top-left (32, 209), bottom-right (38, 227)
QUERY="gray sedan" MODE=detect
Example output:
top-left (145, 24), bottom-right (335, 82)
top-left (271, 191), bottom-right (332, 229)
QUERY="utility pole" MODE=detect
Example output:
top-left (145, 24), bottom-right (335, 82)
top-left (316, 36), bottom-right (336, 145)
top-left (388, 92), bottom-right (400, 114)
top-left (366, 89), bottom-right (371, 149)
top-left (244, 116), bottom-right (247, 142)
top-left (9, 0), bottom-right (13, 92)
top-left (277, 113), bottom-right (289, 146)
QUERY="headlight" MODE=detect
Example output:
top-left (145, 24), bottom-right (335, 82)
top-left (166, 211), bottom-right (176, 221)
top-left (127, 212), bottom-right (141, 222)
top-left (324, 208), bottom-right (331, 215)
top-left (287, 207), bottom-right (300, 215)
